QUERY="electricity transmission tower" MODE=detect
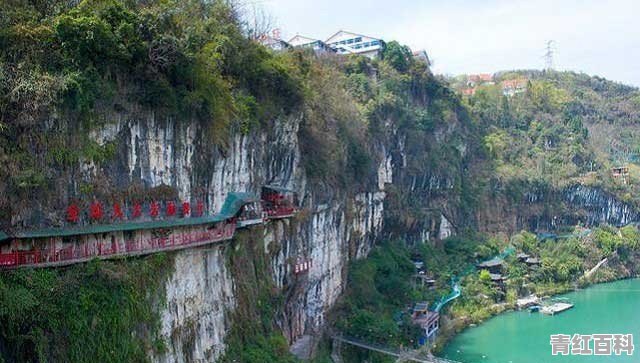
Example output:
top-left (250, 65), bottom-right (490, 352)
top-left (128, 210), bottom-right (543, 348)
top-left (543, 40), bottom-right (555, 70)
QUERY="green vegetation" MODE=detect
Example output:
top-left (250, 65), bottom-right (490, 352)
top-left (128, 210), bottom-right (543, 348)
top-left (220, 229), bottom-right (299, 363)
top-left (336, 225), bottom-right (640, 358)
top-left (1, 0), bottom-right (303, 127)
top-left (0, 254), bottom-right (173, 362)
top-left (297, 38), bottom-right (469, 192)
top-left (335, 241), bottom-right (423, 362)
top-left (456, 70), bottom-right (640, 206)
top-left (333, 234), bottom-right (502, 361)
top-left (437, 225), bottom-right (640, 351)
top-left (468, 78), bottom-right (591, 186)
top-left (0, 0), bottom-right (306, 217)
top-left (3, 1), bottom-right (640, 362)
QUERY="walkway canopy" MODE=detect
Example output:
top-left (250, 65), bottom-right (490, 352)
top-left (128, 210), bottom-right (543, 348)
top-left (218, 192), bottom-right (259, 219)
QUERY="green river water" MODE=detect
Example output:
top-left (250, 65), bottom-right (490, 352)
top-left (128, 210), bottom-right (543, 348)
top-left (442, 278), bottom-right (640, 363)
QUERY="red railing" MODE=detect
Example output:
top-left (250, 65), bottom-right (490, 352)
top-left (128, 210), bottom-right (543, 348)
top-left (0, 193), bottom-right (298, 270)
top-left (0, 221), bottom-right (236, 269)
top-left (0, 251), bottom-right (42, 268)
top-left (265, 206), bottom-right (296, 218)
top-left (0, 252), bottom-right (17, 267)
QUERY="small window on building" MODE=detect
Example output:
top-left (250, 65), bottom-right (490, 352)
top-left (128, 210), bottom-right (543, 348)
top-left (371, 40), bottom-right (379, 46)
top-left (347, 38), bottom-right (354, 44)
top-left (355, 37), bottom-right (362, 42)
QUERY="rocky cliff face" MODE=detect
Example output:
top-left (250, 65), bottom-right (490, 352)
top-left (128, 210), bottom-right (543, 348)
top-left (562, 185), bottom-right (639, 227)
top-left (76, 110), bottom-right (393, 362)
top-left (478, 182), bottom-right (640, 235)
top-left (12, 89), bottom-right (638, 363)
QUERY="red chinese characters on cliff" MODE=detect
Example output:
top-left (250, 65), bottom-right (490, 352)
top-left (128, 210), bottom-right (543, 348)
top-left (132, 202), bottom-right (142, 219)
top-left (67, 204), bottom-right (80, 223)
top-left (166, 201), bottom-right (176, 217)
top-left (66, 199), bottom-right (203, 225)
top-left (112, 203), bottom-right (124, 220)
top-left (150, 201), bottom-right (160, 218)
top-left (89, 202), bottom-right (103, 221)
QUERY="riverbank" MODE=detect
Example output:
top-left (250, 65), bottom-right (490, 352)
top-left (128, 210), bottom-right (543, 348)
top-left (329, 225), bottom-right (640, 362)
top-left (433, 226), bottom-right (640, 355)
top-left (434, 276), bottom-right (637, 355)
top-left (441, 278), bottom-right (640, 362)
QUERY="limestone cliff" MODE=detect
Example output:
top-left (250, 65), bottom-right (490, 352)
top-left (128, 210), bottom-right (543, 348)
top-left (73, 111), bottom-right (389, 361)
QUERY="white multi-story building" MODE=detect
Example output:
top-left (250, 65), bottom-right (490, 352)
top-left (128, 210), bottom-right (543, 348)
top-left (325, 30), bottom-right (385, 59)
top-left (288, 34), bottom-right (334, 53)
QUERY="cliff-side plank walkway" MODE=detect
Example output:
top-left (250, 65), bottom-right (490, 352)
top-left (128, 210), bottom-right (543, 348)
top-left (0, 188), bottom-right (298, 269)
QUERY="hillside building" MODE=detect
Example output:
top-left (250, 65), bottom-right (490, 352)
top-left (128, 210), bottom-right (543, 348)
top-left (467, 73), bottom-right (494, 87)
top-left (325, 30), bottom-right (385, 59)
top-left (412, 302), bottom-right (440, 345)
top-left (288, 34), bottom-right (334, 54)
top-left (501, 78), bottom-right (528, 96)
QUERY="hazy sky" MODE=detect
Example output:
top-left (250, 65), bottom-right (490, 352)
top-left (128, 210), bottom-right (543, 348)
top-left (261, 0), bottom-right (640, 86)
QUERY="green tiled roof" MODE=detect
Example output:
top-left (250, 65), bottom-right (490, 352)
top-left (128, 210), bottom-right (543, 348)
top-left (477, 257), bottom-right (504, 267)
top-left (219, 192), bottom-right (258, 218)
top-left (0, 192), bottom-right (258, 241)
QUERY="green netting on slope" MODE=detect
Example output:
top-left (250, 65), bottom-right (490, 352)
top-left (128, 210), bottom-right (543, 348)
top-left (0, 192), bottom-right (258, 242)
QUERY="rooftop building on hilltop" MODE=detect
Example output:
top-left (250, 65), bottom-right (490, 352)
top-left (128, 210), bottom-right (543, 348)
top-left (501, 78), bottom-right (528, 96)
top-left (467, 73), bottom-right (494, 87)
top-left (325, 30), bottom-right (385, 59)
top-left (461, 88), bottom-right (476, 96)
top-left (288, 34), bottom-right (334, 54)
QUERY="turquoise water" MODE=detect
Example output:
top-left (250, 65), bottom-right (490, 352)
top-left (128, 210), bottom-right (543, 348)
top-left (442, 278), bottom-right (640, 362)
